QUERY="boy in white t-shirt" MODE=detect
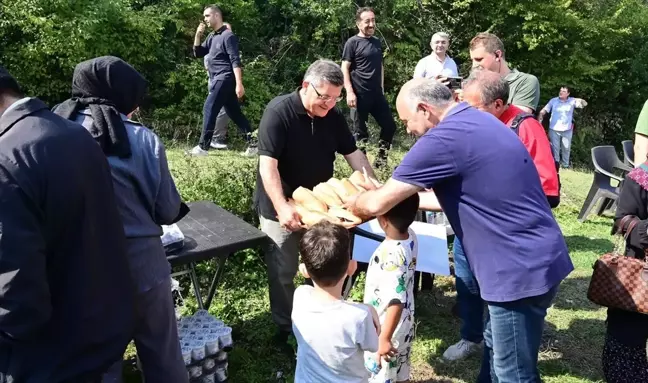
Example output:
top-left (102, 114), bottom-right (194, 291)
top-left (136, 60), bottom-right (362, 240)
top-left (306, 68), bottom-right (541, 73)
top-left (292, 221), bottom-right (380, 383)
top-left (364, 194), bottom-right (420, 383)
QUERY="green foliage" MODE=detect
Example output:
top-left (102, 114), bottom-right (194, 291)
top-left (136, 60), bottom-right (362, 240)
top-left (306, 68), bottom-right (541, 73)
top-left (2, 0), bottom-right (648, 166)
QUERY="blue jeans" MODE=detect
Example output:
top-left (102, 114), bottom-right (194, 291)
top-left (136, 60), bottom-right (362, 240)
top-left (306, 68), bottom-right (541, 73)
top-left (549, 129), bottom-right (572, 168)
top-left (453, 237), bottom-right (484, 343)
top-left (479, 286), bottom-right (559, 383)
top-left (199, 78), bottom-right (252, 150)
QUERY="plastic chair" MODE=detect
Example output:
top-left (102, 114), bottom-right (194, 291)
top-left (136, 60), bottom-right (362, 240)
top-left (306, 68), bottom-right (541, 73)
top-left (622, 140), bottom-right (635, 167)
top-left (578, 146), bottom-right (633, 222)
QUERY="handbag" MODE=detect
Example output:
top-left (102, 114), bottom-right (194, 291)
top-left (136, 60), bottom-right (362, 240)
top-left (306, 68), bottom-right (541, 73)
top-left (587, 215), bottom-right (648, 314)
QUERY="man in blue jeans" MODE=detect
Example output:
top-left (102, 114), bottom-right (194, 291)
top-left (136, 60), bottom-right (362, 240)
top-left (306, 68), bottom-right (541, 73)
top-left (190, 5), bottom-right (256, 157)
top-left (347, 79), bottom-right (573, 382)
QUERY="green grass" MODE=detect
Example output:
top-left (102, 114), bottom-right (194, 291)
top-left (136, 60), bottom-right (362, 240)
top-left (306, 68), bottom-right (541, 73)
top-left (124, 148), bottom-right (610, 383)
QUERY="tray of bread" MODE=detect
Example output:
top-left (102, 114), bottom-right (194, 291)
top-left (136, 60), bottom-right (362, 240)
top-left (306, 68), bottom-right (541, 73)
top-left (290, 170), bottom-right (374, 229)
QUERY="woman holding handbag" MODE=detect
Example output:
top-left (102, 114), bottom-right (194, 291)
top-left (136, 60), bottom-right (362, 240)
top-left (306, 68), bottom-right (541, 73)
top-left (604, 163), bottom-right (648, 381)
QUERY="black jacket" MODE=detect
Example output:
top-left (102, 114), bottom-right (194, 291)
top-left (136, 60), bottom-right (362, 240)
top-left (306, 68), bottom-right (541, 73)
top-left (0, 98), bottom-right (135, 382)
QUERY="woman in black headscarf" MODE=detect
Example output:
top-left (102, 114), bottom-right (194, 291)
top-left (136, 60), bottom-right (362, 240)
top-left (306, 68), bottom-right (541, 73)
top-left (54, 56), bottom-right (189, 383)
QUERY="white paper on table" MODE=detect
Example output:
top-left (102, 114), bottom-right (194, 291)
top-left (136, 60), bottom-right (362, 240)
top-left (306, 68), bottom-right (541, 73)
top-left (352, 219), bottom-right (450, 276)
top-left (160, 224), bottom-right (185, 247)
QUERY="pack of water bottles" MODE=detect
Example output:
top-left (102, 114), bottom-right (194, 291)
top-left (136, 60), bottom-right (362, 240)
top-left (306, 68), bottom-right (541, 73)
top-left (177, 310), bottom-right (232, 383)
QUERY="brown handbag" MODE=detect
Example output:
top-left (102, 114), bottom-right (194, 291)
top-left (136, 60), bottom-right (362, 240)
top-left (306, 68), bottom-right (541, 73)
top-left (587, 215), bottom-right (648, 314)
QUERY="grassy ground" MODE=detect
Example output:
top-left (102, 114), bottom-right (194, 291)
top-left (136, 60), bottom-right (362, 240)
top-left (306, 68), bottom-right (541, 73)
top-left (124, 147), bottom-right (610, 383)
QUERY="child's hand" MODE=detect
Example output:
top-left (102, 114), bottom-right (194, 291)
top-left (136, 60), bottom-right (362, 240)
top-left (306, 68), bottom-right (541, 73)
top-left (377, 336), bottom-right (397, 360)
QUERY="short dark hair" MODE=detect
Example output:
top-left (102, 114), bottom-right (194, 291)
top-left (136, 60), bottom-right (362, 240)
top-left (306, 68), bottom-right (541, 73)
top-left (469, 32), bottom-right (506, 59)
top-left (299, 221), bottom-right (350, 287)
top-left (0, 65), bottom-right (23, 97)
top-left (204, 4), bottom-right (222, 14)
top-left (465, 68), bottom-right (509, 105)
top-left (355, 7), bottom-right (374, 22)
top-left (382, 194), bottom-right (420, 234)
top-left (560, 86), bottom-right (571, 92)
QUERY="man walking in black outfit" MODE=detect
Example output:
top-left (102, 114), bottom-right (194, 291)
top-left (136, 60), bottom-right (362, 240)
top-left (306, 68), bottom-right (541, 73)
top-left (190, 4), bottom-right (257, 157)
top-left (342, 7), bottom-right (397, 168)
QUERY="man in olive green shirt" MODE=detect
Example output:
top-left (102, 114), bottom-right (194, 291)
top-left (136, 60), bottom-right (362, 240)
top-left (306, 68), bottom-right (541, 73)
top-left (634, 100), bottom-right (648, 165)
top-left (469, 32), bottom-right (540, 113)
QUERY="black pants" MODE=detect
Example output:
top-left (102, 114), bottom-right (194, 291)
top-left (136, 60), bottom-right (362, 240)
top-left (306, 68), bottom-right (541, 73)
top-left (350, 91), bottom-right (397, 151)
top-left (199, 78), bottom-right (252, 150)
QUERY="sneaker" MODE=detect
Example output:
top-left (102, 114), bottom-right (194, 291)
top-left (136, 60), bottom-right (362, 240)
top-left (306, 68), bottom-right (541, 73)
top-left (187, 145), bottom-right (208, 157)
top-left (210, 141), bottom-right (228, 150)
top-left (241, 146), bottom-right (258, 157)
top-left (442, 339), bottom-right (483, 361)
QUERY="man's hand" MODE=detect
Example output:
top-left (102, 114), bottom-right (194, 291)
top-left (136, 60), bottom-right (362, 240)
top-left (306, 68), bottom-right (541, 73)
top-left (435, 75), bottom-right (450, 86)
top-left (277, 202), bottom-right (302, 232)
top-left (236, 83), bottom-right (245, 99)
top-left (347, 90), bottom-right (357, 108)
top-left (377, 336), bottom-right (397, 361)
top-left (196, 23), bottom-right (206, 36)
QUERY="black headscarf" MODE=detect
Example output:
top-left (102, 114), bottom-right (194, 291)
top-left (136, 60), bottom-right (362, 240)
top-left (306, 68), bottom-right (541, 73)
top-left (53, 56), bottom-right (147, 158)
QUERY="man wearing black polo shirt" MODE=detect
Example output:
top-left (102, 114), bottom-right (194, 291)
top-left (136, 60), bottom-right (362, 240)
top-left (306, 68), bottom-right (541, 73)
top-left (254, 59), bottom-right (376, 343)
top-left (342, 7), bottom-right (397, 168)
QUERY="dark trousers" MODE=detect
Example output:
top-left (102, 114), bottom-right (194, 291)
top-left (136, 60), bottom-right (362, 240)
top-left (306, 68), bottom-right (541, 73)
top-left (350, 91), bottom-right (397, 159)
top-left (102, 278), bottom-right (188, 383)
top-left (199, 78), bottom-right (252, 150)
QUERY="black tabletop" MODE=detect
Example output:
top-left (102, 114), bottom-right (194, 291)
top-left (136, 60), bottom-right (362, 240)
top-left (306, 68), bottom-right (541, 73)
top-left (167, 201), bottom-right (269, 266)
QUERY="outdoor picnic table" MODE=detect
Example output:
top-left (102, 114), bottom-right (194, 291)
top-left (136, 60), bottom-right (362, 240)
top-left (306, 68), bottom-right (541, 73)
top-left (167, 201), bottom-right (269, 310)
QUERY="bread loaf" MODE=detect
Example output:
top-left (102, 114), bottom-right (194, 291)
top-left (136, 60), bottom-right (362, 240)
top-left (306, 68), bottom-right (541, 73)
top-left (327, 206), bottom-right (362, 225)
top-left (292, 186), bottom-right (328, 213)
top-left (294, 204), bottom-right (341, 227)
top-left (349, 170), bottom-right (367, 190)
top-left (313, 183), bottom-right (343, 207)
top-left (341, 178), bottom-right (360, 197)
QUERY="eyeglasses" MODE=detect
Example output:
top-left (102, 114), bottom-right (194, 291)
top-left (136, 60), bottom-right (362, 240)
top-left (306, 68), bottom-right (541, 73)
top-left (310, 83), bottom-right (343, 103)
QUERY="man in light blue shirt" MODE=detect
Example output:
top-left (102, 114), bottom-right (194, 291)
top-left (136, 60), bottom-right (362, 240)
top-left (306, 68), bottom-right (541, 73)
top-left (538, 86), bottom-right (588, 168)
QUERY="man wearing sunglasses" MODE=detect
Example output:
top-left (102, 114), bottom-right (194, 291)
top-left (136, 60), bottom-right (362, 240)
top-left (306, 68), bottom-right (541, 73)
top-left (254, 59), bottom-right (376, 347)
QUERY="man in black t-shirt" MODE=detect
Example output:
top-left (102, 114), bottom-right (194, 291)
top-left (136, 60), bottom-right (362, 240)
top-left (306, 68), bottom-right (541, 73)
top-left (254, 59), bottom-right (376, 343)
top-left (342, 7), bottom-right (398, 168)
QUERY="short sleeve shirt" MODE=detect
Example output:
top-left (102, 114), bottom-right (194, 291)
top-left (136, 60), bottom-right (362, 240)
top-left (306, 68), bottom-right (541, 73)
top-left (413, 55), bottom-right (459, 79)
top-left (392, 103), bottom-right (573, 302)
top-left (342, 36), bottom-right (383, 93)
top-left (364, 230), bottom-right (417, 336)
top-left (635, 100), bottom-right (648, 136)
top-left (543, 97), bottom-right (577, 132)
top-left (254, 91), bottom-right (357, 220)
top-left (505, 69), bottom-right (540, 112)
top-left (292, 285), bottom-right (378, 383)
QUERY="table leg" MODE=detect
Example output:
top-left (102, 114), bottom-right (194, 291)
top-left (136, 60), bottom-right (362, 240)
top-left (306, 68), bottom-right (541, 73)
top-left (203, 256), bottom-right (228, 310)
top-left (188, 263), bottom-right (204, 310)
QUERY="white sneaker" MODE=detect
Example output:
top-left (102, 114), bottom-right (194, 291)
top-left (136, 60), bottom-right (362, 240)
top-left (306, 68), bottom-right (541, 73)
top-left (442, 339), bottom-right (483, 361)
top-left (210, 141), bottom-right (228, 150)
top-left (187, 145), bottom-right (208, 157)
top-left (241, 146), bottom-right (258, 157)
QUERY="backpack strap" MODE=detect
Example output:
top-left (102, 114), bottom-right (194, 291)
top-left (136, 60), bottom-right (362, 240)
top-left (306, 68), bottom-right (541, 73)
top-left (509, 113), bottom-right (535, 136)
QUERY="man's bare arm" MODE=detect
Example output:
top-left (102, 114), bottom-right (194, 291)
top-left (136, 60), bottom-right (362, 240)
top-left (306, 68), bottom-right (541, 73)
top-left (537, 108), bottom-right (548, 123)
top-left (344, 150), bottom-right (377, 180)
top-left (419, 190), bottom-right (442, 211)
top-left (341, 61), bottom-right (354, 95)
top-left (349, 178), bottom-right (421, 218)
top-left (258, 156), bottom-right (288, 213)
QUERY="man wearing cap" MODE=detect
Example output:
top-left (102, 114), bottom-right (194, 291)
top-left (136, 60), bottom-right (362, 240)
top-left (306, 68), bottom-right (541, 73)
top-left (0, 65), bottom-right (134, 382)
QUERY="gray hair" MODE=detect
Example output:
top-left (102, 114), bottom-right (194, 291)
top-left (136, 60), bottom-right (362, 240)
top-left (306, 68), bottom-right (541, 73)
top-left (405, 80), bottom-right (454, 111)
top-left (303, 59), bottom-right (344, 87)
top-left (464, 68), bottom-right (509, 105)
top-left (430, 32), bottom-right (450, 43)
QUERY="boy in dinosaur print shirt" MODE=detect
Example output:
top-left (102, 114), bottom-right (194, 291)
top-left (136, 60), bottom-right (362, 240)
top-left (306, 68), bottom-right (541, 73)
top-left (363, 194), bottom-right (419, 383)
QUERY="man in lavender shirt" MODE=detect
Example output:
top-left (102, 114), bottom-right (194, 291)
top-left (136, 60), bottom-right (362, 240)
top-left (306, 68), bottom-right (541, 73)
top-left (538, 86), bottom-right (588, 168)
top-left (347, 78), bottom-right (573, 382)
